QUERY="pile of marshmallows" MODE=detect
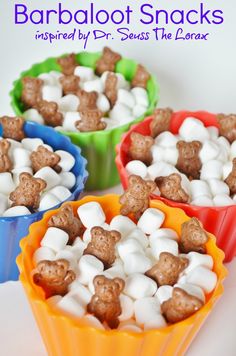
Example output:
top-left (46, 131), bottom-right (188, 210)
top-left (34, 201), bottom-right (217, 331)
top-left (23, 69), bottom-right (149, 132)
top-left (0, 137), bottom-right (76, 217)
top-left (126, 117), bottom-right (236, 207)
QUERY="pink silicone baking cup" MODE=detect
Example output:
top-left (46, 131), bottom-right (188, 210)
top-left (115, 111), bottom-right (236, 262)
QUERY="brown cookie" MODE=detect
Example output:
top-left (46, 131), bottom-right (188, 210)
top-left (77, 89), bottom-right (98, 111)
top-left (217, 113), bottom-right (236, 143)
top-left (161, 287), bottom-right (203, 323)
top-left (104, 72), bottom-right (118, 108)
top-left (180, 217), bottom-right (209, 254)
top-left (48, 204), bottom-right (84, 244)
top-left (30, 145), bottom-right (61, 173)
top-left (95, 47), bottom-right (122, 76)
top-left (87, 275), bottom-right (125, 329)
top-left (129, 132), bottom-right (154, 165)
top-left (57, 53), bottom-right (78, 76)
top-left (119, 175), bottom-right (156, 220)
top-left (76, 110), bottom-right (106, 132)
top-left (37, 100), bottom-right (63, 127)
top-left (225, 158), bottom-right (236, 195)
top-left (150, 108), bottom-right (173, 138)
top-left (33, 259), bottom-right (76, 298)
top-left (59, 74), bottom-right (80, 95)
top-left (155, 173), bottom-right (190, 203)
top-left (131, 64), bottom-right (150, 89)
top-left (176, 140), bottom-right (202, 179)
top-left (9, 172), bottom-right (46, 210)
top-left (83, 226), bottom-right (121, 268)
top-left (0, 139), bottom-right (12, 173)
top-left (0, 116), bottom-right (25, 142)
top-left (145, 252), bottom-right (188, 286)
top-left (21, 77), bottom-right (43, 109)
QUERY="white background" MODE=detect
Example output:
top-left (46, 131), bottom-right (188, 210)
top-left (0, 1), bottom-right (236, 355)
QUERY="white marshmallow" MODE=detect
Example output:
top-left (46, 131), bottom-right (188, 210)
top-left (109, 103), bottom-right (132, 121)
top-left (118, 323), bottom-right (141, 333)
top-left (39, 193), bottom-right (61, 211)
top-left (105, 265), bottom-right (126, 280)
top-left (23, 109), bottom-right (44, 124)
top-left (48, 186), bottom-right (71, 202)
top-left (217, 147), bottom-right (229, 162)
top-left (155, 285), bottom-right (173, 304)
top-left (134, 297), bottom-right (161, 324)
top-left (123, 252), bottom-right (152, 275)
top-left (132, 105), bottom-right (147, 118)
top-left (110, 215), bottom-right (136, 237)
top-left (58, 95), bottom-right (79, 113)
top-left (199, 140), bottom-right (220, 163)
top-left (137, 208), bottom-right (165, 235)
top-left (55, 150), bottom-right (75, 172)
top-left (131, 87), bottom-right (149, 107)
top-left (74, 66), bottom-right (94, 82)
top-left (83, 79), bottom-right (103, 93)
top-left (77, 255), bottom-right (104, 285)
top-left (147, 161), bottom-right (178, 180)
top-left (82, 228), bottom-right (92, 244)
top-left (96, 94), bottom-right (110, 113)
top-left (222, 162), bottom-right (233, 180)
top-left (230, 141), bottom-right (236, 160)
top-left (49, 71), bottom-right (63, 81)
top-left (77, 202), bottom-right (106, 228)
top-left (213, 194), bottom-right (234, 206)
top-left (150, 236), bottom-right (179, 259)
top-left (144, 315), bottom-right (167, 330)
top-left (42, 85), bottom-right (62, 102)
top-left (190, 180), bottom-right (212, 200)
top-left (117, 89), bottom-right (135, 109)
top-left (57, 294), bottom-right (85, 318)
top-left (200, 160), bottom-right (223, 180)
top-left (116, 73), bottom-right (130, 90)
top-left (186, 266), bottom-right (217, 293)
top-left (41, 227), bottom-right (69, 252)
top-left (184, 252), bottom-right (213, 274)
top-left (68, 282), bottom-right (92, 306)
top-left (39, 73), bottom-right (57, 86)
top-left (55, 250), bottom-right (77, 270)
top-left (150, 228), bottom-right (178, 242)
top-left (33, 246), bottom-right (56, 265)
top-left (179, 118), bottom-right (210, 142)
top-left (13, 148), bottom-right (31, 168)
top-left (0, 193), bottom-right (8, 215)
top-left (72, 238), bottom-right (87, 255)
top-left (208, 179), bottom-right (230, 197)
top-left (175, 283), bottom-right (205, 302)
top-left (0, 173), bottom-right (16, 195)
top-left (151, 146), bottom-right (165, 163)
top-left (124, 273), bottom-right (157, 299)
top-left (3, 206), bottom-right (31, 217)
top-left (125, 160), bottom-right (147, 179)
top-left (207, 126), bottom-right (219, 139)
top-left (82, 315), bottom-right (105, 330)
top-left (117, 239), bottom-right (143, 260)
top-left (217, 136), bottom-right (231, 153)
top-left (164, 147), bottom-right (179, 165)
top-left (155, 132), bottom-right (178, 148)
top-left (191, 196), bottom-right (214, 207)
top-left (12, 167), bottom-right (33, 186)
top-left (21, 138), bottom-right (44, 152)
top-left (119, 294), bottom-right (134, 321)
top-left (62, 112), bottom-right (80, 131)
top-left (35, 167), bottom-right (61, 190)
top-left (125, 228), bottom-right (149, 248)
top-left (59, 172), bottom-right (76, 189)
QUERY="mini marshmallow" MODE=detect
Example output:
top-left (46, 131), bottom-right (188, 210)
top-left (55, 150), bottom-right (75, 172)
top-left (12, 167), bottom-right (33, 186)
top-left (199, 140), bottom-right (220, 163)
top-left (190, 180), bottom-right (212, 200)
top-left (126, 160), bottom-right (147, 179)
top-left (186, 266), bottom-right (217, 293)
top-left (110, 215), bottom-right (136, 237)
top-left (3, 206), bottom-right (31, 217)
top-left (72, 238), bottom-right (87, 255)
top-left (77, 202), bottom-right (106, 228)
top-left (131, 87), bottom-right (149, 107)
top-left (132, 105), bottom-right (147, 118)
top-left (164, 147), bottom-right (179, 165)
top-left (39, 73), bottom-right (57, 86)
top-left (82, 315), bottom-right (105, 330)
top-left (62, 112), bottom-right (80, 131)
top-left (35, 167), bottom-right (61, 190)
top-left (191, 196), bottom-right (214, 207)
top-left (33, 246), bottom-right (56, 265)
top-left (23, 109), bottom-right (44, 124)
top-left (200, 160), bottom-right (223, 180)
top-left (147, 161), bottom-right (178, 180)
top-left (123, 252), bottom-right (152, 275)
top-left (119, 294), bottom-right (134, 321)
top-left (42, 85), bottom-right (62, 102)
top-left (58, 94), bottom-right (79, 113)
top-left (217, 147), bottom-right (228, 163)
top-left (57, 294), bottom-right (85, 318)
top-left (83, 79), bottom-right (103, 93)
top-left (151, 146), bottom-right (165, 163)
top-left (96, 94), bottom-right (110, 113)
top-left (213, 194), bottom-right (234, 206)
top-left (49, 71), bottom-right (63, 81)
top-left (21, 138), bottom-right (44, 152)
top-left (117, 89), bottom-right (135, 109)
top-left (41, 227), bottom-right (69, 252)
top-left (83, 228), bottom-right (92, 244)
top-left (105, 265), bottom-right (126, 280)
top-left (0, 173), bottom-right (16, 195)
top-left (208, 179), bottom-right (230, 197)
top-left (174, 283), bottom-right (205, 303)
top-left (55, 250), bottom-right (77, 270)
top-left (207, 126), bottom-right (219, 139)
top-left (124, 273), bottom-right (157, 299)
top-left (116, 73), bottom-right (130, 90)
top-left (74, 66), bottom-right (94, 82)
top-left (13, 148), bottom-right (31, 168)
top-left (217, 136), bottom-right (231, 153)
top-left (179, 117), bottom-right (210, 142)
top-left (39, 193), bottom-right (61, 211)
top-left (184, 252), bottom-right (213, 274)
top-left (48, 186), bottom-right (71, 202)
top-left (77, 255), bottom-right (104, 285)
top-left (0, 193), bottom-right (8, 215)
top-left (125, 228), bottom-right (149, 248)
top-left (137, 208), bottom-right (165, 235)
top-left (109, 103), bottom-right (132, 121)
top-left (222, 162), bottom-right (233, 180)
top-left (150, 236), bottom-right (179, 259)
top-left (149, 228), bottom-right (178, 242)
top-left (230, 141), bottom-right (236, 160)
top-left (144, 315), bottom-right (167, 330)
top-left (155, 285), bottom-right (173, 304)
top-left (59, 172), bottom-right (76, 190)
top-left (117, 239), bottom-right (144, 260)
top-left (68, 282), bottom-right (92, 306)
top-left (155, 132), bottom-right (178, 148)
top-left (134, 297), bottom-right (161, 324)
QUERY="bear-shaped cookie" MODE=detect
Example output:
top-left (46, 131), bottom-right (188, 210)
top-left (129, 132), bottom-right (154, 165)
top-left (21, 77), bottom-right (43, 109)
top-left (176, 140), bottom-right (202, 179)
top-left (87, 275), bottom-right (125, 328)
top-left (75, 110), bottom-right (106, 132)
top-left (0, 116), bottom-right (25, 142)
top-left (155, 173), bottom-right (189, 203)
top-left (77, 89), bottom-right (98, 111)
top-left (217, 113), bottom-right (236, 143)
top-left (95, 47), bottom-right (122, 76)
top-left (57, 53), bottom-right (78, 76)
top-left (37, 100), bottom-right (63, 127)
top-left (225, 157), bottom-right (236, 195)
top-left (180, 217), bottom-right (209, 254)
top-left (104, 72), bottom-right (118, 108)
top-left (30, 145), bottom-right (61, 173)
top-left (131, 64), bottom-right (150, 89)
top-left (0, 139), bottom-right (12, 173)
top-left (150, 108), bottom-right (173, 138)
top-left (59, 74), bottom-right (80, 96)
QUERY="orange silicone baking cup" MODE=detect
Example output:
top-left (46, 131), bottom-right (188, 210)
top-left (17, 195), bottom-right (227, 356)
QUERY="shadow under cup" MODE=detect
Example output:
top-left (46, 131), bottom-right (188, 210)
top-left (0, 121), bottom-right (88, 283)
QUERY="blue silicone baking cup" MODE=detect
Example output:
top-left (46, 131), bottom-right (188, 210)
top-left (0, 121), bottom-right (88, 283)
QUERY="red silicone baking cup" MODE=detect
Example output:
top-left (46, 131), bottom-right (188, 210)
top-left (115, 111), bottom-right (236, 262)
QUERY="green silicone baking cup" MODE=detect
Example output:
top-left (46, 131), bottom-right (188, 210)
top-left (10, 51), bottom-right (159, 190)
